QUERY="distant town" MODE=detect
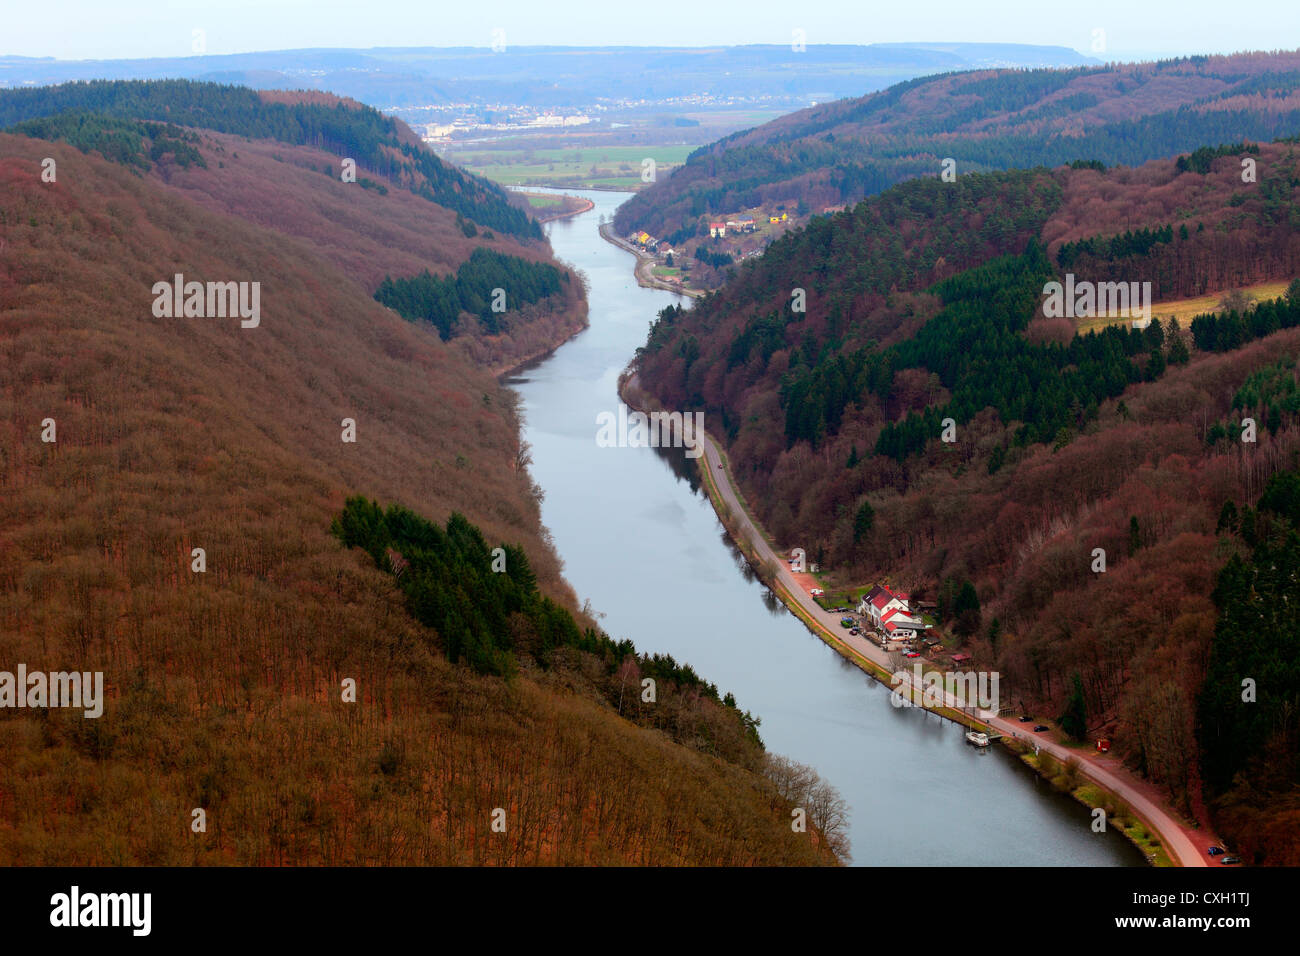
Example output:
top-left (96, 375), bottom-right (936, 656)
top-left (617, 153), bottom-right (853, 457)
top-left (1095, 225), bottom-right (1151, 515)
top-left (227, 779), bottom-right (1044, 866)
top-left (393, 93), bottom-right (804, 146)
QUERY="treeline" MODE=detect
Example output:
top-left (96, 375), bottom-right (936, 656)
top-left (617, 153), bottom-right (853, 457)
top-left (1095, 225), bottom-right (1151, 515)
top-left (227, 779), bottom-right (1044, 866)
top-left (948, 68), bottom-right (1094, 116)
top-left (775, 244), bottom-right (1167, 460)
top-left (873, 267), bottom-right (1297, 463)
top-left (877, 249), bottom-right (1152, 458)
top-left (639, 167), bottom-right (1067, 453)
top-left (1177, 140), bottom-right (1261, 174)
top-left (8, 113), bottom-right (206, 172)
top-left (1197, 470), bottom-right (1300, 865)
top-left (1057, 149), bottom-right (1300, 301)
top-left (1205, 356), bottom-right (1300, 446)
top-left (829, 155), bottom-right (940, 205)
top-left (695, 248), bottom-right (735, 269)
top-left (1057, 225), bottom-right (1177, 269)
top-left (332, 497), bottom-right (762, 749)
top-left (374, 248), bottom-right (567, 340)
top-left (0, 79), bottom-right (540, 239)
top-left (656, 167), bottom-right (1063, 366)
top-left (643, 150), bottom-right (1300, 473)
top-left (1190, 286), bottom-right (1300, 353)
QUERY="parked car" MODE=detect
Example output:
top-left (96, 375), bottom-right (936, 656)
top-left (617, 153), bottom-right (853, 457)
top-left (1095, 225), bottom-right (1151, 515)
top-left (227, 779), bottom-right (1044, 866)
top-left (1018, 715), bottom-right (1033, 722)
top-left (849, 627), bottom-right (860, 635)
top-left (839, 617), bottom-right (854, 628)
top-left (1220, 856), bottom-right (1241, 865)
top-left (1033, 725), bottom-right (1049, 733)
top-left (904, 651), bottom-right (921, 658)
top-left (1207, 846), bottom-right (1225, 856)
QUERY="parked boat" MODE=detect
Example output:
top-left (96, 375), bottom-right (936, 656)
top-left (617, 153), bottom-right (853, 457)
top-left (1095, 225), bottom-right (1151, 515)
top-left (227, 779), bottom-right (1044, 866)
top-left (965, 731), bottom-right (991, 748)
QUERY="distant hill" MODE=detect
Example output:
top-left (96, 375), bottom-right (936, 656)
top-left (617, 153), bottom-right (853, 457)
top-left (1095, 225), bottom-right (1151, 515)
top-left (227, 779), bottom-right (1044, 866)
top-left (1, 84), bottom-right (585, 372)
top-left (0, 79), bottom-right (542, 239)
top-left (617, 50), bottom-right (1300, 238)
top-left (633, 138), bottom-right (1300, 862)
top-left (0, 44), bottom-right (1097, 110)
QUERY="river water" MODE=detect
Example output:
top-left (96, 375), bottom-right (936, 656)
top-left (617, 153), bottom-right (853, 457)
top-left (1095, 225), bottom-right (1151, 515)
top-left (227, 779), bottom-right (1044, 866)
top-left (508, 187), bottom-right (1144, 867)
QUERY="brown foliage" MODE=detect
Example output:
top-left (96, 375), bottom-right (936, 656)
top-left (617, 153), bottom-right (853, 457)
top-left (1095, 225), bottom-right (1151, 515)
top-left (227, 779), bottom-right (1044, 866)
top-left (0, 134), bottom-right (823, 865)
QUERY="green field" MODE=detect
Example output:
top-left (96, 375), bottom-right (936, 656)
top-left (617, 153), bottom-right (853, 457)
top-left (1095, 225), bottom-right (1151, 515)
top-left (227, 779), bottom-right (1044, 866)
top-left (450, 145), bottom-right (697, 190)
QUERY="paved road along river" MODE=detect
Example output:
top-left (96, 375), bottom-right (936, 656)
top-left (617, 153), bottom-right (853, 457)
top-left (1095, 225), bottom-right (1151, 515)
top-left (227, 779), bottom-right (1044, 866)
top-left (508, 187), bottom-right (1145, 867)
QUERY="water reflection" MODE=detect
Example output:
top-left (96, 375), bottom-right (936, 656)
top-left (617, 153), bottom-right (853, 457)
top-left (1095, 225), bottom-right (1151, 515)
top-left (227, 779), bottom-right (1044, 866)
top-left (646, 432), bottom-right (704, 492)
top-left (513, 186), bottom-right (1146, 868)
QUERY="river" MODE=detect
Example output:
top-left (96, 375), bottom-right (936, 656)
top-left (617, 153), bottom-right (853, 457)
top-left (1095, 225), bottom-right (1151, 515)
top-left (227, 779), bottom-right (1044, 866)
top-left (508, 187), bottom-right (1144, 867)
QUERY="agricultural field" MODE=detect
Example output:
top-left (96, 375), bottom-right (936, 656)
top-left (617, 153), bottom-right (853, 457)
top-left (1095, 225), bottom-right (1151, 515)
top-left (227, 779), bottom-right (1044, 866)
top-left (522, 192), bottom-right (564, 208)
top-left (515, 191), bottom-right (594, 221)
top-left (448, 145), bottom-right (697, 190)
top-left (1073, 279), bottom-right (1293, 333)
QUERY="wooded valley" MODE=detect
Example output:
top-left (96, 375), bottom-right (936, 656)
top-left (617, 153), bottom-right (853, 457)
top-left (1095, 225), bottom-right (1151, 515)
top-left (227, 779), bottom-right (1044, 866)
top-left (635, 136), bottom-right (1300, 863)
top-left (0, 86), bottom-right (843, 865)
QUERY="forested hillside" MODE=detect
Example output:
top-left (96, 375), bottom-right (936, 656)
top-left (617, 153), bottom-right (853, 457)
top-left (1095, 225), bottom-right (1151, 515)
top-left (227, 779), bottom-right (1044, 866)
top-left (634, 137), bottom-right (1300, 861)
top-left (0, 120), bottom-right (840, 863)
top-left (0, 79), bottom-right (541, 239)
top-left (1, 83), bottom-right (587, 374)
top-left (617, 51), bottom-right (1300, 239)
top-left (375, 248), bottom-right (569, 341)
top-left (1197, 470), bottom-right (1300, 865)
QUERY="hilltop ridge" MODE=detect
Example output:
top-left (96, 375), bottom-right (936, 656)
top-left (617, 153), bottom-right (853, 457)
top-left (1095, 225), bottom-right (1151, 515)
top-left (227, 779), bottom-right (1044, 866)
top-left (617, 50), bottom-right (1300, 241)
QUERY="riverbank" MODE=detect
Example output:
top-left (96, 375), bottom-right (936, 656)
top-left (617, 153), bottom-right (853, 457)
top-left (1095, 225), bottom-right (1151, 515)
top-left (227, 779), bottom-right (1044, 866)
top-left (479, 190), bottom-right (593, 377)
top-left (515, 186), bottom-right (1149, 866)
top-left (492, 315), bottom-right (588, 380)
top-left (521, 192), bottom-right (596, 223)
top-left (618, 368), bottom-right (1208, 868)
top-left (599, 222), bottom-right (706, 298)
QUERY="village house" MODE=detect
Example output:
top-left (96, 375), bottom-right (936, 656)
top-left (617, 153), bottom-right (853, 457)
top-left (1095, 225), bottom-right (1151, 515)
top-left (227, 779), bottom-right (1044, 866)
top-left (709, 222), bottom-right (726, 237)
top-left (859, 585), bottom-right (926, 639)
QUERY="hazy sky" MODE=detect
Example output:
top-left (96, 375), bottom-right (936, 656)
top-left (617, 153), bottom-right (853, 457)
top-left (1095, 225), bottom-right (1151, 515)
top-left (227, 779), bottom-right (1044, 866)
top-left (5, 0), bottom-right (1296, 61)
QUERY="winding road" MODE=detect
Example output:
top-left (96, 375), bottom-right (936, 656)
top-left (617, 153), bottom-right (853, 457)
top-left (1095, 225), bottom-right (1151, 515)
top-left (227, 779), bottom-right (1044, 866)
top-left (685, 409), bottom-right (1210, 868)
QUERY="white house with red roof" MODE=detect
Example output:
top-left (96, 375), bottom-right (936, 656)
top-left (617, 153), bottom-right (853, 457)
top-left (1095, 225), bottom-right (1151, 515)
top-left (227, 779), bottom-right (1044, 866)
top-left (859, 585), bottom-right (925, 638)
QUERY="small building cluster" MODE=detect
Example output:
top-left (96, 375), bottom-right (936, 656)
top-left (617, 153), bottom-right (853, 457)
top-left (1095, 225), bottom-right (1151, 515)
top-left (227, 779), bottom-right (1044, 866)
top-left (630, 230), bottom-right (662, 252)
top-left (858, 585), bottom-right (926, 640)
top-left (711, 213), bottom-right (781, 237)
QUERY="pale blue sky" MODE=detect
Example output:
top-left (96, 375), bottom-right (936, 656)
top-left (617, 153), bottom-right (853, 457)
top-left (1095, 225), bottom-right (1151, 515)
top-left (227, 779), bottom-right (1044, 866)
top-left (4, 0), bottom-right (1295, 60)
